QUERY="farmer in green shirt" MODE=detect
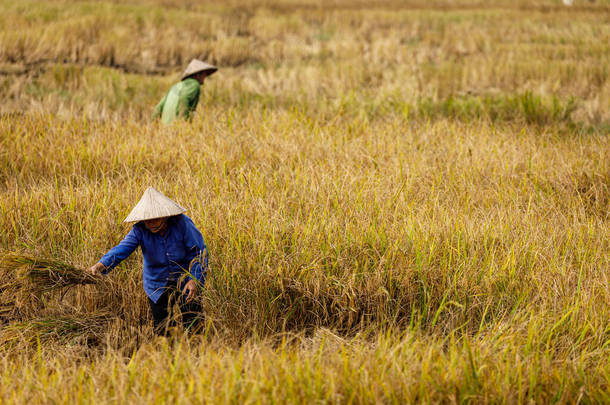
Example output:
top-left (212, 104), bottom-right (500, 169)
top-left (152, 59), bottom-right (218, 124)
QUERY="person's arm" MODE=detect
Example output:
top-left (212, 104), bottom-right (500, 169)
top-left (179, 80), bottom-right (201, 121)
top-left (151, 91), bottom-right (169, 121)
top-left (90, 227), bottom-right (141, 275)
top-left (182, 216), bottom-right (208, 284)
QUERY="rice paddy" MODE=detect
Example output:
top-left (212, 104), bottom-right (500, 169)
top-left (0, 0), bottom-right (609, 403)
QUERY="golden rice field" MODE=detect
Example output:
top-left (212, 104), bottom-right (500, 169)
top-left (0, 0), bottom-right (609, 403)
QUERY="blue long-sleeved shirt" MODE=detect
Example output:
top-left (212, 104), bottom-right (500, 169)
top-left (99, 214), bottom-right (208, 303)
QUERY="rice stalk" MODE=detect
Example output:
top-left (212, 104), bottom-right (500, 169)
top-left (0, 304), bottom-right (12, 318)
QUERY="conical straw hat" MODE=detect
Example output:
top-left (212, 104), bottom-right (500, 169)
top-left (181, 59), bottom-right (218, 80)
top-left (123, 187), bottom-right (187, 223)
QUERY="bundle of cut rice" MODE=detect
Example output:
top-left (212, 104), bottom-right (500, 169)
top-left (0, 254), bottom-right (98, 294)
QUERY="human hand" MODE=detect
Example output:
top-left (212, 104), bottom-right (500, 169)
top-left (88, 262), bottom-right (106, 276)
top-left (182, 279), bottom-right (198, 302)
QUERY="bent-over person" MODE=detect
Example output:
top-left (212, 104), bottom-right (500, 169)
top-left (151, 59), bottom-right (218, 124)
top-left (89, 187), bottom-right (208, 335)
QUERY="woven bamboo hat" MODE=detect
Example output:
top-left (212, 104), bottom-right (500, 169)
top-left (181, 59), bottom-right (218, 80)
top-left (123, 187), bottom-right (187, 223)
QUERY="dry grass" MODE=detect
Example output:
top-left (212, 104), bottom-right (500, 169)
top-left (0, 0), bottom-right (609, 403)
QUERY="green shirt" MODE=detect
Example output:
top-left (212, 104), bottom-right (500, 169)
top-left (152, 78), bottom-right (201, 124)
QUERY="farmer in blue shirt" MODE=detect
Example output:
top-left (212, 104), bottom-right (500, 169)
top-left (89, 187), bottom-right (208, 335)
